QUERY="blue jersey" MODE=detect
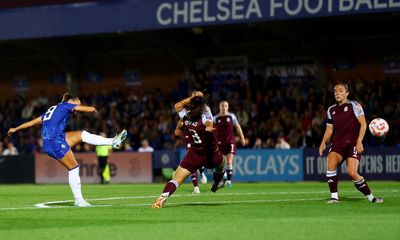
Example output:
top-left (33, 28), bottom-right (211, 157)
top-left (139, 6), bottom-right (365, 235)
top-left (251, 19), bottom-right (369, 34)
top-left (41, 102), bottom-right (77, 141)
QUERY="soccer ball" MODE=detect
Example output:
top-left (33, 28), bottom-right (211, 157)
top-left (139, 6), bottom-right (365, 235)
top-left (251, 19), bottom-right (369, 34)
top-left (369, 118), bottom-right (389, 137)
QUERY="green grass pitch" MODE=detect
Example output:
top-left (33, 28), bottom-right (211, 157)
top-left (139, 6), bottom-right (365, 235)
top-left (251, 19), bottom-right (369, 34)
top-left (0, 181), bottom-right (399, 240)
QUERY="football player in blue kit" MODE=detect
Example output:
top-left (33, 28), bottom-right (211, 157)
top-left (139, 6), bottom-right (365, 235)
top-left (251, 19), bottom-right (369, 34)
top-left (8, 92), bottom-right (127, 207)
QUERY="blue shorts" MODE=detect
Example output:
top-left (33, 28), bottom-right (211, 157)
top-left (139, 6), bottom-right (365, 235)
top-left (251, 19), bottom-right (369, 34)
top-left (43, 139), bottom-right (71, 160)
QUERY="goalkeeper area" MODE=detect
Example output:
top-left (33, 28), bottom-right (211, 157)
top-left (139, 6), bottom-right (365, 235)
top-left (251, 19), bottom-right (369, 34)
top-left (0, 182), bottom-right (399, 240)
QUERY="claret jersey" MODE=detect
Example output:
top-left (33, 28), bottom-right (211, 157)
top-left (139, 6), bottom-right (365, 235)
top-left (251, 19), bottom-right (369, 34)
top-left (214, 112), bottom-right (238, 144)
top-left (326, 100), bottom-right (364, 147)
top-left (178, 106), bottom-right (217, 153)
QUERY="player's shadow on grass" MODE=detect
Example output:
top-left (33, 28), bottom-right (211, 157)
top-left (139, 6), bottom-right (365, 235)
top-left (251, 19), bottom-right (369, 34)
top-left (46, 202), bottom-right (74, 207)
top-left (169, 202), bottom-right (227, 208)
top-left (336, 197), bottom-right (363, 202)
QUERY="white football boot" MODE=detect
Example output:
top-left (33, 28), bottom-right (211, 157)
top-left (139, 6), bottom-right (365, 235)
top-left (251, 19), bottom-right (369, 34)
top-left (112, 130), bottom-right (127, 149)
top-left (74, 200), bottom-right (92, 207)
top-left (200, 173), bottom-right (208, 184)
top-left (192, 186), bottom-right (200, 194)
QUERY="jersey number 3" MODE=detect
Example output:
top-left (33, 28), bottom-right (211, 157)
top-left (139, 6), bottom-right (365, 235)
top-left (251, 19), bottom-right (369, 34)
top-left (43, 106), bottom-right (57, 121)
top-left (189, 129), bottom-right (202, 144)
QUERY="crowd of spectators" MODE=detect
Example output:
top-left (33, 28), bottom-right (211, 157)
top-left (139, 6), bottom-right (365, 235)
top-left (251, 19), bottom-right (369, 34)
top-left (1, 69), bottom-right (399, 156)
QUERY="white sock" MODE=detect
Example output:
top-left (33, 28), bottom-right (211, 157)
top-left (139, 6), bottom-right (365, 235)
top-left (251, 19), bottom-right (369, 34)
top-left (81, 130), bottom-right (113, 145)
top-left (69, 167), bottom-right (84, 202)
top-left (367, 193), bottom-right (375, 202)
top-left (331, 192), bottom-right (338, 200)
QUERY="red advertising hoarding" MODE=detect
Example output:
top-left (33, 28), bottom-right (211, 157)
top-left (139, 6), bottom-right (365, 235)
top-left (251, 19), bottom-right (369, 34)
top-left (35, 152), bottom-right (152, 183)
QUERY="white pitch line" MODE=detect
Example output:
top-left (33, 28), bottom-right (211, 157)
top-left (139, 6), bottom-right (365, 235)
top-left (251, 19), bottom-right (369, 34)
top-left (0, 189), bottom-right (398, 211)
top-left (33, 188), bottom-right (400, 208)
top-left (31, 195), bottom-right (400, 209)
top-left (32, 190), bottom-right (351, 208)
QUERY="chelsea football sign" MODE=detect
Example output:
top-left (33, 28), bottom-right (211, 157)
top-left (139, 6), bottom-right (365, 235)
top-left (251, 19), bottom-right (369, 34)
top-left (0, 0), bottom-right (399, 40)
top-left (156, 0), bottom-right (400, 26)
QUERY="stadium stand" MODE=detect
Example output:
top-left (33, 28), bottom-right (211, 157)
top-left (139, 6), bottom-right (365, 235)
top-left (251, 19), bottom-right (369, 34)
top-left (1, 69), bottom-right (399, 156)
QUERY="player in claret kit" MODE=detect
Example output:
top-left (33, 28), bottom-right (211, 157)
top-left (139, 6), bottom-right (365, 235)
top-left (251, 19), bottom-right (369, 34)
top-left (174, 119), bottom-right (204, 194)
top-left (8, 92), bottom-right (127, 207)
top-left (152, 91), bottom-right (226, 208)
top-left (319, 83), bottom-right (383, 204)
top-left (214, 100), bottom-right (246, 187)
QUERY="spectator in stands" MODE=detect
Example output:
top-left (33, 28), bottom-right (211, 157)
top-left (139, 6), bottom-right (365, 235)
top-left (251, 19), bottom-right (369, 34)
top-left (2, 142), bottom-right (19, 156)
top-left (21, 99), bottom-right (36, 120)
top-left (124, 142), bottom-right (134, 151)
top-left (236, 103), bottom-right (249, 128)
top-left (275, 135), bottom-right (291, 149)
top-left (253, 138), bottom-right (263, 149)
top-left (138, 139), bottom-right (154, 152)
top-left (265, 138), bottom-right (275, 148)
top-left (0, 73), bottom-right (399, 152)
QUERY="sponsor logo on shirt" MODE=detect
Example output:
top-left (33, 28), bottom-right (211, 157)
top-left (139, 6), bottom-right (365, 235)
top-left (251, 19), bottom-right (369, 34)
top-left (184, 120), bottom-right (198, 126)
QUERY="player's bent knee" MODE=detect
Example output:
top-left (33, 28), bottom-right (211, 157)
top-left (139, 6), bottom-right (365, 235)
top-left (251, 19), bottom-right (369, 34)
top-left (66, 131), bottom-right (83, 146)
top-left (347, 170), bottom-right (359, 180)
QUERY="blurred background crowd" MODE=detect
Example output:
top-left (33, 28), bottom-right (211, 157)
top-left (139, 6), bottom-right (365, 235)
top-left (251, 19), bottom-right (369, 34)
top-left (1, 68), bottom-right (399, 156)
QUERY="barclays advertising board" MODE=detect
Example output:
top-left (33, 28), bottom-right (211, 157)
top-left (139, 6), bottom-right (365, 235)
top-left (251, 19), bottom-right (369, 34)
top-left (0, 0), bottom-right (399, 39)
top-left (229, 149), bottom-right (303, 181)
top-left (178, 149), bottom-right (303, 181)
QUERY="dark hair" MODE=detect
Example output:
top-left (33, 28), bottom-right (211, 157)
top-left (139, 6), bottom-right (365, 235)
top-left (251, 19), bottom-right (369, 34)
top-left (187, 96), bottom-right (206, 121)
top-left (191, 89), bottom-right (208, 96)
top-left (62, 92), bottom-right (79, 103)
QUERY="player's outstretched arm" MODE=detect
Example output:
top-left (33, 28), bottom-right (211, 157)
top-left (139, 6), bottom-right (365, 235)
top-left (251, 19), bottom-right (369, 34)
top-left (174, 97), bottom-right (191, 112)
top-left (74, 105), bottom-right (97, 113)
top-left (319, 124), bottom-right (333, 156)
top-left (8, 116), bottom-right (42, 136)
top-left (174, 91), bottom-right (203, 112)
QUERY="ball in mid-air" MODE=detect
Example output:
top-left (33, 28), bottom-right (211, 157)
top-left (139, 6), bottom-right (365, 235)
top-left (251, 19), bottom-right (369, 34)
top-left (369, 118), bottom-right (389, 137)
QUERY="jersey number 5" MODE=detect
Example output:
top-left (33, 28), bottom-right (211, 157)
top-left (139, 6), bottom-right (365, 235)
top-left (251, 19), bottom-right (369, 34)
top-left (188, 129), bottom-right (202, 144)
top-left (43, 106), bottom-right (57, 121)
top-left (352, 147), bottom-right (358, 158)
